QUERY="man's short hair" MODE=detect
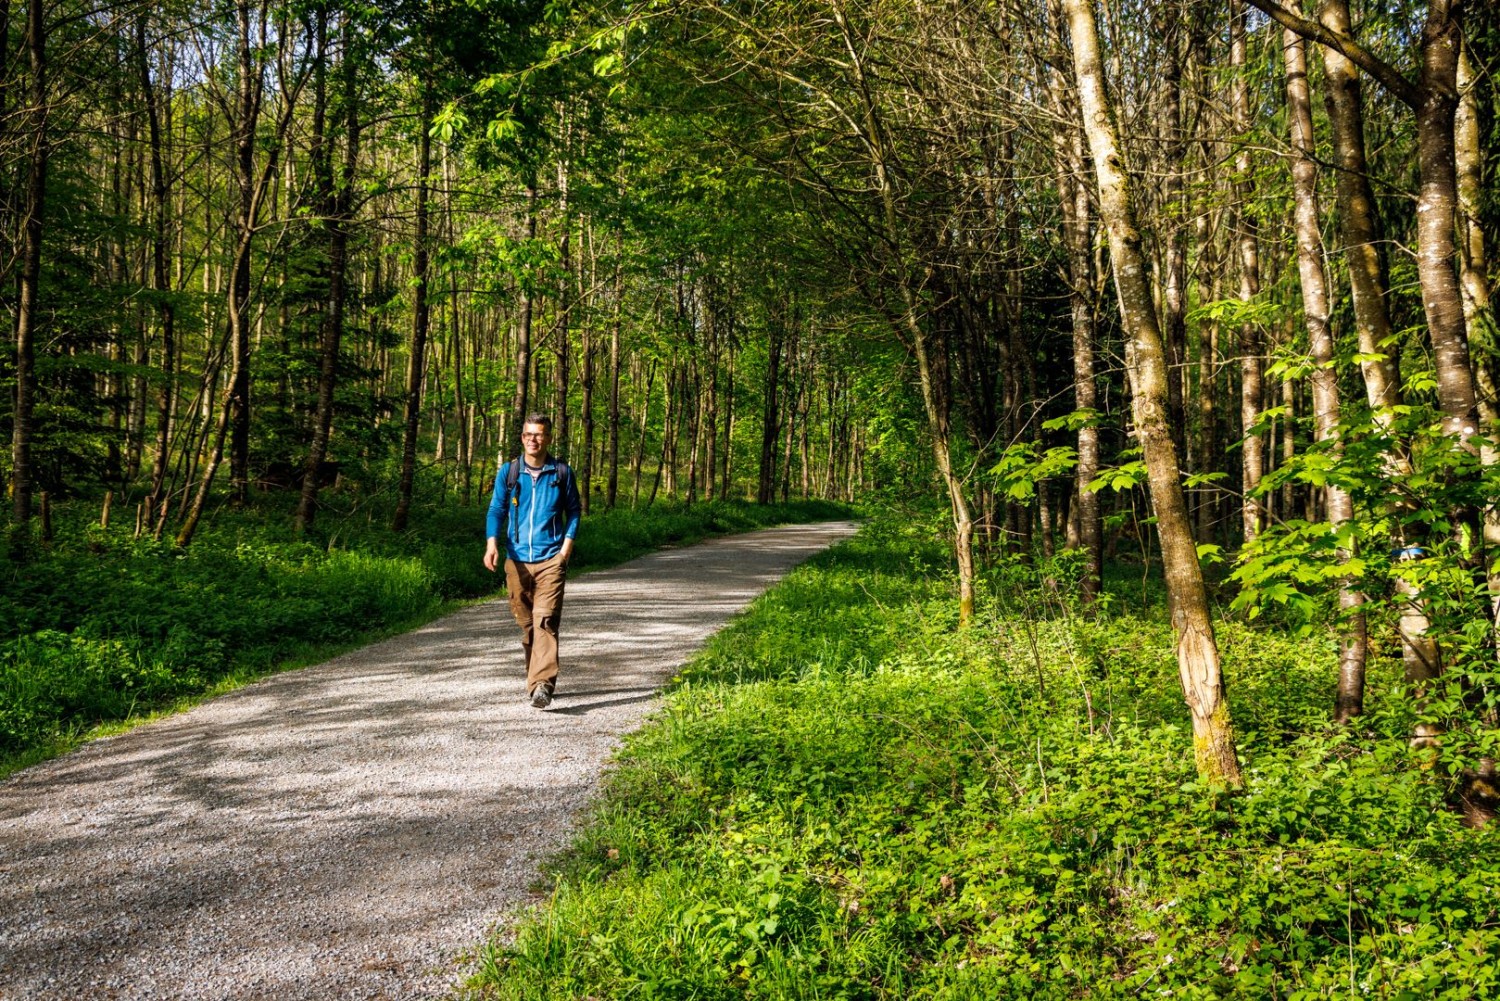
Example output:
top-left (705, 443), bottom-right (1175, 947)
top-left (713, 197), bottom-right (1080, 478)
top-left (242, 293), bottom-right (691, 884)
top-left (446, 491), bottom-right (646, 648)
top-left (522, 413), bottom-right (552, 431)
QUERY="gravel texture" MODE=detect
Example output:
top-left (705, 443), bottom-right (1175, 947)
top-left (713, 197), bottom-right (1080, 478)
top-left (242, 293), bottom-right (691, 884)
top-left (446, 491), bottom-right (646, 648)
top-left (0, 520), bottom-right (859, 1001)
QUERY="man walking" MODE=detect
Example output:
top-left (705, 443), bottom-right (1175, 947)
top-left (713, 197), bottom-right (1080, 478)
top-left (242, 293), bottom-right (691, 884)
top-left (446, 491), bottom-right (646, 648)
top-left (484, 414), bottom-right (582, 708)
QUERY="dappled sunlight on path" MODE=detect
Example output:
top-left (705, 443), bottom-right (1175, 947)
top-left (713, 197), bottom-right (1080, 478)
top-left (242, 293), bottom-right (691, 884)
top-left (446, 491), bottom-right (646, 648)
top-left (0, 520), bottom-right (858, 1001)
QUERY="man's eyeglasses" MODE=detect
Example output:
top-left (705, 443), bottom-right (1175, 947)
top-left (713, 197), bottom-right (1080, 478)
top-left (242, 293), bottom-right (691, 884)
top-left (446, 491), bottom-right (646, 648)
top-left (521, 432), bottom-right (547, 440)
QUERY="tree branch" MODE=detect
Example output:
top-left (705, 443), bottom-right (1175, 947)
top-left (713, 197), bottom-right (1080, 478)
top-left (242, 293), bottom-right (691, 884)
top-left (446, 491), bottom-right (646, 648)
top-left (1243, 0), bottom-right (1419, 109)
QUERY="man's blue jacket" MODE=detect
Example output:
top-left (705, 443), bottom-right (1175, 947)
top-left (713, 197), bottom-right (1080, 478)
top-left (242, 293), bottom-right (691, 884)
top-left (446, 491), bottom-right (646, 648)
top-left (486, 456), bottom-right (582, 563)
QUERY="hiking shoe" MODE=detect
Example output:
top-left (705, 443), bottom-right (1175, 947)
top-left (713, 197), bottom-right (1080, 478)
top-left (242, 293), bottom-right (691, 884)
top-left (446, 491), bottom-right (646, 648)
top-left (530, 684), bottom-right (553, 709)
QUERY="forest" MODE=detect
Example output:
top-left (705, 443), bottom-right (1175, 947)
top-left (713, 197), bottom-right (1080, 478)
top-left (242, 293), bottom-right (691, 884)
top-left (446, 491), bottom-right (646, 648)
top-left (3, 0), bottom-right (1500, 994)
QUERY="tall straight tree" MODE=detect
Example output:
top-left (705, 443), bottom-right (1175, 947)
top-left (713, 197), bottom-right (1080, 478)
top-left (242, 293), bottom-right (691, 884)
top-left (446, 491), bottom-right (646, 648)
top-left (1064, 0), bottom-right (1242, 785)
top-left (393, 76), bottom-right (434, 533)
top-left (1281, 12), bottom-right (1365, 720)
top-left (136, 12), bottom-right (176, 510)
top-left (1231, 1), bottom-right (1264, 544)
top-left (10, 0), bottom-right (48, 528)
top-left (297, 8), bottom-right (362, 532)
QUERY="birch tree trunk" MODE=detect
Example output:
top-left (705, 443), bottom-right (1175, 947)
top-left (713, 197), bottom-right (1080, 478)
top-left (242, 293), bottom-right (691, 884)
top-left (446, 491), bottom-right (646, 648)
top-left (1231, 2), bottom-right (1264, 544)
top-left (1065, 0), bottom-right (1242, 785)
top-left (1284, 17), bottom-right (1366, 719)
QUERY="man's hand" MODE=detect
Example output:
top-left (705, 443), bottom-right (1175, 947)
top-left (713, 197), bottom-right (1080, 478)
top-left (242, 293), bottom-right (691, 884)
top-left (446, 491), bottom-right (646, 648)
top-left (483, 538), bottom-right (500, 572)
top-left (559, 538), bottom-right (575, 569)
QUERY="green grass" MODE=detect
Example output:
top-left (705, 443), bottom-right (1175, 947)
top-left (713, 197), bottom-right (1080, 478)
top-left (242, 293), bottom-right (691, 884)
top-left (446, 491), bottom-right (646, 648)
top-left (0, 488), bottom-right (852, 775)
top-left (465, 516), bottom-right (1500, 1000)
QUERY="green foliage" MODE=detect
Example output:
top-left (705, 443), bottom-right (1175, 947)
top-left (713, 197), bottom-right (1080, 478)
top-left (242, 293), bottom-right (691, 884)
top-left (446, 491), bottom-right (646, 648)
top-left (989, 442), bottom-right (1078, 503)
top-left (1231, 407), bottom-right (1500, 781)
top-left (0, 493), bottom-right (848, 765)
top-left (468, 516), bottom-right (1500, 1001)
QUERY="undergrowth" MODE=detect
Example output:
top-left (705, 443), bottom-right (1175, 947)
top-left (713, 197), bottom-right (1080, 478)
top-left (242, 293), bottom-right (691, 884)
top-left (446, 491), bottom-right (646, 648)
top-left (0, 489), bottom-right (849, 770)
top-left (467, 516), bottom-right (1500, 1000)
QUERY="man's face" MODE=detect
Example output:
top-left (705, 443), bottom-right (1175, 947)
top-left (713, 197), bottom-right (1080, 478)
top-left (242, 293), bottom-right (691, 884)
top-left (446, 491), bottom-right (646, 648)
top-left (521, 423), bottom-right (550, 462)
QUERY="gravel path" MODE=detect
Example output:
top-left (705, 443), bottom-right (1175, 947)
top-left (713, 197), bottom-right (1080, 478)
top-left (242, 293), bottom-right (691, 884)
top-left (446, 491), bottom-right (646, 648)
top-left (0, 520), bottom-right (859, 1001)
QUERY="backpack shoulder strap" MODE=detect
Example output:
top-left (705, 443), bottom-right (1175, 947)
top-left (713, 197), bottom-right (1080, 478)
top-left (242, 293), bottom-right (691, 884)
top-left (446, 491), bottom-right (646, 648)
top-left (505, 457), bottom-right (523, 494)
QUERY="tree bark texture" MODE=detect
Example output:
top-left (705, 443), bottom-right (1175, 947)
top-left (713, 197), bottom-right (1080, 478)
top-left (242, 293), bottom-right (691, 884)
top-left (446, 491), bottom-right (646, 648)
top-left (11, 0), bottom-right (48, 527)
top-left (1284, 18), bottom-right (1366, 720)
top-left (1231, 3), bottom-right (1264, 544)
top-left (393, 79), bottom-right (434, 532)
top-left (1065, 0), bottom-right (1242, 785)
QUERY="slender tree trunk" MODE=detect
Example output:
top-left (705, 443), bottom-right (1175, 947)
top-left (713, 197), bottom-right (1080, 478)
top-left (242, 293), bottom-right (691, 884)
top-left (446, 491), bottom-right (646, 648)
top-left (508, 182), bottom-right (538, 452)
top-left (393, 78), bottom-right (434, 532)
top-left (1059, 126), bottom-right (1102, 605)
top-left (138, 15), bottom-right (176, 508)
top-left (830, 0), bottom-right (978, 620)
top-left (11, 0), bottom-right (47, 528)
top-left (554, 166), bottom-right (572, 454)
top-left (1318, 0), bottom-right (1402, 416)
top-left (1284, 18), bottom-right (1366, 719)
top-left (1414, 0), bottom-right (1478, 442)
top-left (758, 301), bottom-right (784, 503)
top-left (631, 360), bottom-right (654, 506)
top-left (606, 253), bottom-right (623, 507)
top-left (1161, 29), bottom-right (1188, 459)
top-left (1455, 37), bottom-right (1500, 647)
top-left (1065, 0), bottom-right (1242, 785)
top-left (297, 11), bottom-right (359, 532)
top-left (226, 0), bottom-right (261, 506)
top-left (704, 291), bottom-right (719, 503)
top-left (581, 316), bottom-right (595, 513)
top-left (1232, 2), bottom-right (1264, 544)
top-left (651, 368), bottom-right (676, 506)
top-left (780, 349), bottom-right (797, 503)
top-left (721, 349), bottom-right (735, 499)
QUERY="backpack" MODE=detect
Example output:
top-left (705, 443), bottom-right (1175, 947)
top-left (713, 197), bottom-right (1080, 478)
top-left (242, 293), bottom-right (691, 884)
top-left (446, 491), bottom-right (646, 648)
top-left (501, 456), bottom-right (574, 526)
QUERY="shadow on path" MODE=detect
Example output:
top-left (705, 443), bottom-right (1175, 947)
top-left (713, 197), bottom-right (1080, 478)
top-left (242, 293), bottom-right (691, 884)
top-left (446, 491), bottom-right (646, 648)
top-left (0, 520), bottom-right (859, 1001)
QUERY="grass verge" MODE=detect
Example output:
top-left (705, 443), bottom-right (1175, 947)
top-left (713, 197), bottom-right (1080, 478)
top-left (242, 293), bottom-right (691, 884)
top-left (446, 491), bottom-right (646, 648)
top-left (1, 495), bottom-right (851, 776)
top-left (465, 515), bottom-right (1500, 1000)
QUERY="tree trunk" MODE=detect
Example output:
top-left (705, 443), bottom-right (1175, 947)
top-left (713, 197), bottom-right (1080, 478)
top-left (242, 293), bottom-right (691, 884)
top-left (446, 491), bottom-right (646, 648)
top-left (393, 79), bottom-right (434, 531)
top-left (554, 167), bottom-right (572, 455)
top-left (297, 10), bottom-right (359, 532)
top-left (606, 253), bottom-right (623, 507)
top-left (631, 360), bottom-right (654, 506)
top-left (11, 0), bottom-right (47, 528)
top-left (1284, 17), bottom-right (1366, 720)
top-left (581, 314), bottom-right (595, 514)
top-left (508, 182), bottom-right (538, 453)
top-left (1414, 1), bottom-right (1478, 442)
top-left (721, 349), bottom-right (735, 499)
top-left (1065, 0), bottom-right (1242, 785)
top-left (1161, 28), bottom-right (1188, 459)
top-left (1455, 36), bottom-right (1500, 646)
top-left (1318, 0), bottom-right (1402, 416)
top-left (1060, 126), bottom-right (1102, 605)
top-left (758, 299), bottom-right (784, 503)
top-left (1232, 2), bottom-right (1264, 544)
top-left (226, 0), bottom-right (261, 506)
top-left (137, 13), bottom-right (176, 509)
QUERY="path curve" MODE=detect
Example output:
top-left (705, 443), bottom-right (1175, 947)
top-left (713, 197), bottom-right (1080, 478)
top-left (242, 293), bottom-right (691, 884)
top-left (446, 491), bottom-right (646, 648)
top-left (0, 520), bottom-right (859, 1001)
